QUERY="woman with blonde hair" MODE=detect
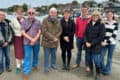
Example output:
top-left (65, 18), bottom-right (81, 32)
top-left (84, 11), bottom-right (105, 80)
top-left (11, 7), bottom-right (25, 74)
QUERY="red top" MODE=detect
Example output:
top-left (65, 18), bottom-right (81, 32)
top-left (75, 17), bottom-right (91, 38)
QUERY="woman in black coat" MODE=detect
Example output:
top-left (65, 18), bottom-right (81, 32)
top-left (60, 9), bottom-right (75, 70)
top-left (84, 11), bottom-right (105, 80)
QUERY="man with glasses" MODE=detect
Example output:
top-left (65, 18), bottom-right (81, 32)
top-left (21, 8), bottom-right (41, 79)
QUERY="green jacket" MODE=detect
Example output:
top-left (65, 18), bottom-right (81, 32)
top-left (41, 17), bottom-right (62, 48)
top-left (0, 19), bottom-right (13, 47)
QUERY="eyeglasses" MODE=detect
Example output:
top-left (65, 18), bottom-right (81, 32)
top-left (28, 12), bottom-right (35, 15)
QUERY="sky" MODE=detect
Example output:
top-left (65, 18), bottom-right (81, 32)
top-left (0, 0), bottom-right (107, 8)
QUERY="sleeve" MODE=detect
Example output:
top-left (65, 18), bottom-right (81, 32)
top-left (21, 20), bottom-right (26, 31)
top-left (38, 20), bottom-right (42, 30)
top-left (71, 20), bottom-right (75, 36)
top-left (0, 31), bottom-right (5, 46)
top-left (108, 23), bottom-right (118, 43)
top-left (67, 20), bottom-right (75, 37)
top-left (84, 24), bottom-right (89, 43)
top-left (55, 22), bottom-right (62, 38)
top-left (7, 22), bottom-right (14, 44)
top-left (75, 18), bottom-right (78, 35)
top-left (41, 19), bottom-right (56, 40)
top-left (91, 23), bottom-right (105, 46)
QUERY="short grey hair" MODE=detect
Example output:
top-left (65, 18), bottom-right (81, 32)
top-left (49, 7), bottom-right (57, 13)
top-left (27, 8), bottom-right (36, 13)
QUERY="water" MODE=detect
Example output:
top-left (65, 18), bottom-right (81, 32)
top-left (6, 15), bottom-right (120, 49)
top-left (6, 15), bottom-right (47, 22)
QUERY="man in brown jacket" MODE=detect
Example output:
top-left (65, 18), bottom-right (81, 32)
top-left (41, 7), bottom-right (62, 74)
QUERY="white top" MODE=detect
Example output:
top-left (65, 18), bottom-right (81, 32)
top-left (11, 18), bottom-right (23, 36)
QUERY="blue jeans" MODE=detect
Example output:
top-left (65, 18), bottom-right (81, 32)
top-left (76, 37), bottom-right (88, 66)
top-left (0, 46), bottom-right (10, 71)
top-left (86, 51), bottom-right (100, 68)
top-left (100, 44), bottom-right (116, 74)
top-left (23, 44), bottom-right (40, 75)
top-left (43, 47), bottom-right (57, 72)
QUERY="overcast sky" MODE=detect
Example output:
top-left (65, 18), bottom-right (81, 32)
top-left (0, 0), bottom-right (109, 8)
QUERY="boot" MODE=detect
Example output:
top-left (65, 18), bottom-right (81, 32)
top-left (95, 67), bottom-right (102, 80)
top-left (66, 65), bottom-right (71, 71)
top-left (62, 64), bottom-right (66, 70)
top-left (86, 69), bottom-right (93, 77)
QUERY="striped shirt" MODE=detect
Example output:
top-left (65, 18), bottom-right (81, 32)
top-left (103, 20), bottom-right (118, 45)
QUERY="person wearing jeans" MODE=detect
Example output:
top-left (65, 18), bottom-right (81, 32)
top-left (75, 37), bottom-right (84, 65)
top-left (0, 11), bottom-right (13, 75)
top-left (41, 7), bottom-right (62, 73)
top-left (84, 11), bottom-right (105, 80)
top-left (72, 5), bottom-right (91, 71)
top-left (22, 8), bottom-right (41, 79)
top-left (23, 44), bottom-right (40, 74)
top-left (100, 45), bottom-right (116, 75)
top-left (0, 46), bottom-right (11, 74)
top-left (100, 10), bottom-right (118, 75)
top-left (44, 48), bottom-right (57, 72)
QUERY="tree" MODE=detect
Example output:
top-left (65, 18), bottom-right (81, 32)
top-left (7, 5), bottom-right (20, 12)
top-left (49, 3), bottom-right (58, 9)
top-left (82, 0), bottom-right (97, 7)
top-left (109, 0), bottom-right (118, 2)
top-left (72, 0), bottom-right (79, 6)
top-left (22, 3), bottom-right (28, 12)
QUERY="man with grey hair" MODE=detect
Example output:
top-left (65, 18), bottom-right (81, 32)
top-left (41, 7), bottom-right (62, 73)
top-left (0, 11), bottom-right (13, 75)
top-left (21, 8), bottom-right (41, 79)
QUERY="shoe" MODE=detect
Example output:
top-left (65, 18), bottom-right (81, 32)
top-left (86, 71), bottom-right (93, 77)
top-left (102, 72), bottom-right (110, 76)
top-left (15, 68), bottom-right (21, 74)
top-left (51, 66), bottom-right (58, 70)
top-left (94, 74), bottom-right (102, 80)
top-left (32, 67), bottom-right (39, 71)
top-left (62, 64), bottom-right (66, 70)
top-left (44, 70), bottom-right (49, 74)
top-left (0, 70), bottom-right (3, 75)
top-left (23, 74), bottom-right (29, 80)
top-left (6, 68), bottom-right (12, 72)
top-left (66, 65), bottom-right (71, 71)
top-left (85, 67), bottom-right (90, 72)
top-left (72, 64), bottom-right (79, 69)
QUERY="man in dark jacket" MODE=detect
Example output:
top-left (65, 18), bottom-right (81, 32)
top-left (0, 11), bottom-right (13, 75)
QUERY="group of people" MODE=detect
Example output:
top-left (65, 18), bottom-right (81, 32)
top-left (0, 4), bottom-right (118, 80)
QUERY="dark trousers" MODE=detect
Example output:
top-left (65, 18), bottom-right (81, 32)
top-left (61, 48), bottom-right (72, 66)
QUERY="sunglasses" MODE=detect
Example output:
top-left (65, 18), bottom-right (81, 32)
top-left (28, 12), bottom-right (35, 15)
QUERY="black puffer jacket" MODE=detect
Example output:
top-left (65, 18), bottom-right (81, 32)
top-left (60, 18), bottom-right (75, 49)
top-left (84, 20), bottom-right (105, 53)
